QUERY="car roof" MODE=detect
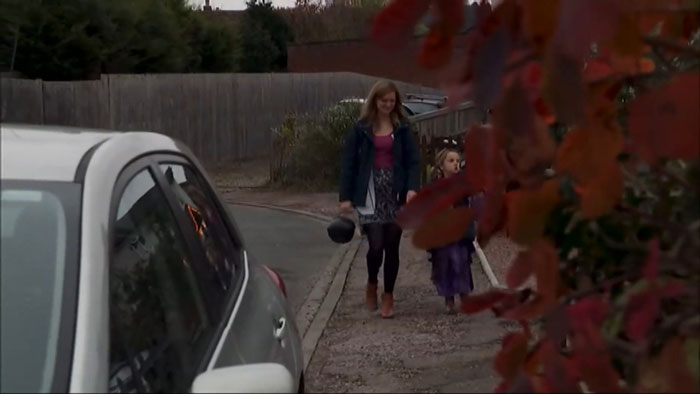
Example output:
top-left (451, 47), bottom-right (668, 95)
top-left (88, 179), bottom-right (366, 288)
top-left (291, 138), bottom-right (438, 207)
top-left (0, 123), bottom-right (176, 182)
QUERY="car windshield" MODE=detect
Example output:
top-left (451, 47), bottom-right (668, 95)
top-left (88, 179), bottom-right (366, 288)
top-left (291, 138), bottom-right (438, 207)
top-left (403, 101), bottom-right (440, 115)
top-left (1, 181), bottom-right (81, 393)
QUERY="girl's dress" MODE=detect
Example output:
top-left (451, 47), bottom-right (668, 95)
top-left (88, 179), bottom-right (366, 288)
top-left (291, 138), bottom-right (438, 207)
top-left (428, 196), bottom-right (478, 297)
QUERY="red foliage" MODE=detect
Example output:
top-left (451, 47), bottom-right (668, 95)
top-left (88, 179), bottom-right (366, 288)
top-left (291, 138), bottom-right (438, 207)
top-left (372, 0), bottom-right (700, 392)
top-left (628, 72), bottom-right (700, 165)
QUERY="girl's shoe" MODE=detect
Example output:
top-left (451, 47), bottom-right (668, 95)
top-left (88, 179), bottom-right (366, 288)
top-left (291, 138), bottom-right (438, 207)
top-left (366, 283), bottom-right (378, 311)
top-left (445, 297), bottom-right (457, 315)
top-left (381, 293), bottom-right (394, 318)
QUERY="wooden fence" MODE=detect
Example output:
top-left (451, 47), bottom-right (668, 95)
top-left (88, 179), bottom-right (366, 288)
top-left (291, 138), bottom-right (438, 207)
top-left (0, 72), bottom-right (437, 164)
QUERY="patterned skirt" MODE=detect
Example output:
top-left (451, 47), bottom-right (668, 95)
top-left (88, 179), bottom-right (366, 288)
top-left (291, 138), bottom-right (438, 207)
top-left (358, 168), bottom-right (399, 226)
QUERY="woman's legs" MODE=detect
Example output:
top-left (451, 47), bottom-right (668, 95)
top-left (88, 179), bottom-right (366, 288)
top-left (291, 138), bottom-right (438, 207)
top-left (362, 221), bottom-right (402, 317)
top-left (363, 223), bottom-right (384, 285)
top-left (382, 222), bottom-right (402, 293)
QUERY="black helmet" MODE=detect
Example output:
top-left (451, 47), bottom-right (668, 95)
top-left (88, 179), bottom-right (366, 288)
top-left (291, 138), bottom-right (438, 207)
top-left (327, 216), bottom-right (355, 244)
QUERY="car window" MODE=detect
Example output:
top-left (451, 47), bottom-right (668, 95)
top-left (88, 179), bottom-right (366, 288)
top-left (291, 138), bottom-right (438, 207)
top-left (159, 163), bottom-right (240, 320)
top-left (403, 101), bottom-right (439, 115)
top-left (1, 183), bottom-right (79, 393)
top-left (108, 169), bottom-right (211, 393)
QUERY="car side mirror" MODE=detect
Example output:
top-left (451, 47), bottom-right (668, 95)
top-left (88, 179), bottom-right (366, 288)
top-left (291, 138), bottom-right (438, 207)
top-left (191, 363), bottom-right (295, 393)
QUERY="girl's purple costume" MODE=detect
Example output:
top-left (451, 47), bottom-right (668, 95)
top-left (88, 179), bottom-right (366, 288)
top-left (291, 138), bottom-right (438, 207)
top-left (428, 194), bottom-right (482, 298)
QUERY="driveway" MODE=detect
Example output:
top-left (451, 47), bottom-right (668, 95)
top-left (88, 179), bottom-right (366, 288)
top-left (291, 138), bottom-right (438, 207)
top-left (227, 204), bottom-right (338, 313)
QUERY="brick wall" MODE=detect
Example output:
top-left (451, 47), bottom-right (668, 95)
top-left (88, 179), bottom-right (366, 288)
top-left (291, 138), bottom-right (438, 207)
top-left (287, 33), bottom-right (473, 89)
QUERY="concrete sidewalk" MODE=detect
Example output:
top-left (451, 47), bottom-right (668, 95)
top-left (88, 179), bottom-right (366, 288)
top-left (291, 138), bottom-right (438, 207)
top-left (306, 232), bottom-right (515, 393)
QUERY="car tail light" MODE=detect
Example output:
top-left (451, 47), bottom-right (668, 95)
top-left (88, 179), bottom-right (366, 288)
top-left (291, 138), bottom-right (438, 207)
top-left (262, 265), bottom-right (287, 298)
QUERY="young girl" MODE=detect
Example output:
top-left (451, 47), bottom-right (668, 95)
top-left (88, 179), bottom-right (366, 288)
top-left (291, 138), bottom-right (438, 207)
top-left (428, 148), bottom-right (476, 314)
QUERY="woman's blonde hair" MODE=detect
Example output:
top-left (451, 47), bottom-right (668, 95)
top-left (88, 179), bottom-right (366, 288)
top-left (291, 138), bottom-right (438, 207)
top-left (360, 80), bottom-right (406, 126)
top-left (432, 148), bottom-right (460, 179)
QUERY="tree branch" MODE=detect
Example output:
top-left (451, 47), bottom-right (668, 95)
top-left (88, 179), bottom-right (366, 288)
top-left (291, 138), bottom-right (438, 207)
top-left (643, 35), bottom-right (700, 57)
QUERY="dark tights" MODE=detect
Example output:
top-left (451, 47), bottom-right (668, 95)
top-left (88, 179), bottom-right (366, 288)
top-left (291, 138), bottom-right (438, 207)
top-left (363, 222), bottom-right (403, 294)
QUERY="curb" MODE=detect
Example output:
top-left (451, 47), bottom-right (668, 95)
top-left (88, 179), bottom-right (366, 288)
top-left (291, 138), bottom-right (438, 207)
top-left (473, 240), bottom-right (504, 289)
top-left (301, 237), bottom-right (362, 371)
top-left (295, 240), bottom-right (349, 338)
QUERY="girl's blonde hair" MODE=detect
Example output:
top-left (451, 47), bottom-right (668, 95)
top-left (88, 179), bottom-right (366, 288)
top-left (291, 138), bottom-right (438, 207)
top-left (432, 148), bottom-right (460, 179)
top-left (360, 80), bottom-right (406, 126)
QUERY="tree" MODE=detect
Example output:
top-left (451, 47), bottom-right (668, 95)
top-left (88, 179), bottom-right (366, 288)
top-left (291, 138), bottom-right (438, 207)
top-left (282, 0), bottom-right (384, 43)
top-left (372, 0), bottom-right (699, 392)
top-left (235, 17), bottom-right (280, 72)
top-left (0, 0), bottom-right (105, 80)
top-left (0, 0), bottom-right (239, 80)
top-left (237, 0), bottom-right (293, 71)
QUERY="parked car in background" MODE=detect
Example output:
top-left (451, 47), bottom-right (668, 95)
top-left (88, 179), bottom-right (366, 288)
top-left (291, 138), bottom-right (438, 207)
top-left (0, 124), bottom-right (304, 393)
top-left (403, 93), bottom-right (447, 116)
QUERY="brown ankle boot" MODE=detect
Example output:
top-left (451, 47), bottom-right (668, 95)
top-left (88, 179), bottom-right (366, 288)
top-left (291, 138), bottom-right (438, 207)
top-left (381, 293), bottom-right (394, 318)
top-left (366, 283), bottom-right (378, 311)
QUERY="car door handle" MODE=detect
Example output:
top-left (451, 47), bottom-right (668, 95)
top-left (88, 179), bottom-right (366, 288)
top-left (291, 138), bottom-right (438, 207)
top-left (273, 317), bottom-right (286, 340)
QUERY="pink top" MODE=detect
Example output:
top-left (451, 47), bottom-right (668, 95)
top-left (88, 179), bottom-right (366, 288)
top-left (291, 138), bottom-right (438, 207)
top-left (373, 134), bottom-right (393, 169)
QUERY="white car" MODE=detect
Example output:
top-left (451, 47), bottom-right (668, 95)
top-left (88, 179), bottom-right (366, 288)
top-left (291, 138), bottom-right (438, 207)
top-left (0, 124), bottom-right (304, 393)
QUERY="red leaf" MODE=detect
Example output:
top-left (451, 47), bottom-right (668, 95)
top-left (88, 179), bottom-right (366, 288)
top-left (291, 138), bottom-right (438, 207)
top-left (533, 95), bottom-right (556, 125)
top-left (521, 0), bottom-right (561, 54)
top-left (542, 49), bottom-right (586, 124)
top-left (659, 336), bottom-right (699, 393)
top-left (578, 159), bottom-right (624, 219)
top-left (610, 11), bottom-right (645, 56)
top-left (659, 279), bottom-right (686, 298)
top-left (496, 79), bottom-right (557, 180)
top-left (643, 238), bottom-right (660, 281)
top-left (553, 0), bottom-right (621, 60)
top-left (566, 295), bottom-right (622, 392)
top-left (503, 294), bottom-right (556, 321)
top-left (544, 305), bottom-right (570, 345)
top-left (566, 295), bottom-right (609, 327)
top-left (506, 179), bottom-right (561, 245)
top-left (494, 332), bottom-right (530, 380)
top-left (531, 239), bottom-right (560, 300)
top-left (583, 59), bottom-right (617, 82)
top-left (533, 339), bottom-right (582, 393)
top-left (476, 188), bottom-right (507, 245)
top-left (524, 62), bottom-right (543, 88)
top-left (506, 250), bottom-right (534, 288)
top-left (555, 124), bottom-right (624, 185)
top-left (523, 340), bottom-right (548, 374)
top-left (638, 335), bottom-right (700, 392)
top-left (371, 0), bottom-right (432, 48)
top-left (419, 29), bottom-right (455, 69)
top-left (628, 72), bottom-right (700, 165)
top-left (418, 0), bottom-right (463, 69)
top-left (396, 172), bottom-right (475, 230)
top-left (460, 288), bottom-right (514, 314)
top-left (463, 124), bottom-right (499, 192)
top-left (571, 320), bottom-right (624, 393)
top-left (412, 207), bottom-right (475, 249)
top-left (624, 288), bottom-right (660, 341)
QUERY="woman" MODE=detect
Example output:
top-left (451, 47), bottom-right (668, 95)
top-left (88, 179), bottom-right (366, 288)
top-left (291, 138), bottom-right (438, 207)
top-left (338, 80), bottom-right (421, 318)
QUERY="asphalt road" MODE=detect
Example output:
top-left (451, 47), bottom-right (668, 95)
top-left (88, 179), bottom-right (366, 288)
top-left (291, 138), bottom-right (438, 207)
top-left (227, 204), bottom-right (338, 312)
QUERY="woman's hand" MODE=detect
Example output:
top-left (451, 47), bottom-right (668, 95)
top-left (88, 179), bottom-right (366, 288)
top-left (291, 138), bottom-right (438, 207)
top-left (406, 190), bottom-right (417, 203)
top-left (339, 201), bottom-right (353, 215)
